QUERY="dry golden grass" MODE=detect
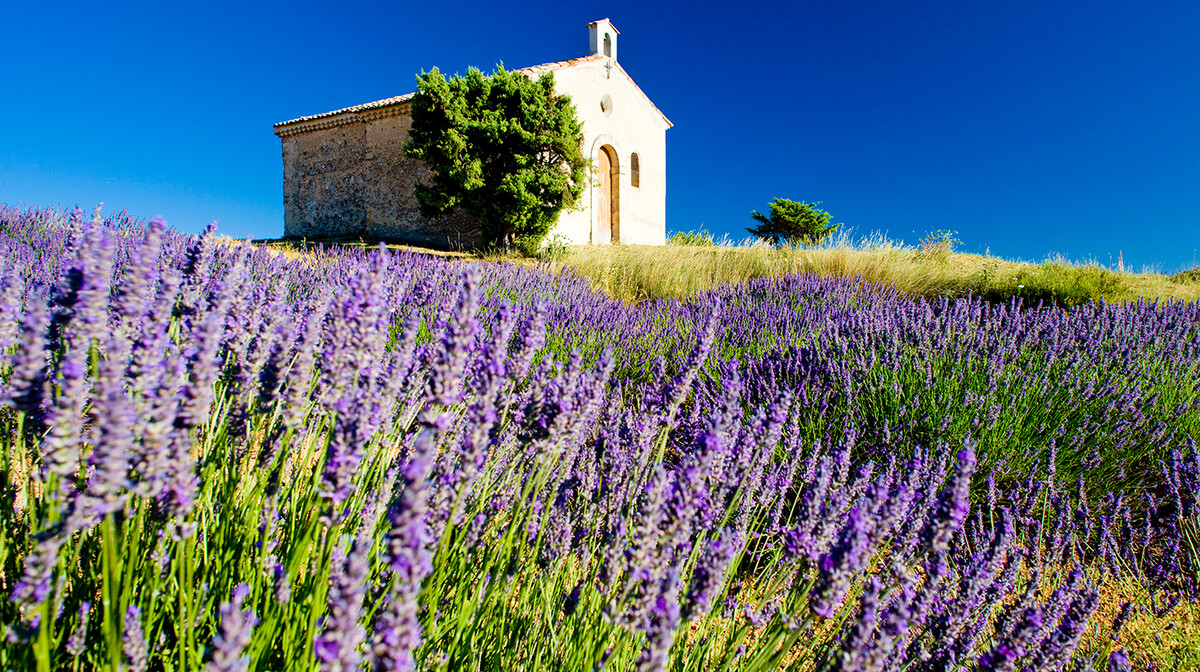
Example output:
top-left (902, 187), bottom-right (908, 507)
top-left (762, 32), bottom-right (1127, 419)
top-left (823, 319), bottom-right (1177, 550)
top-left (1090, 577), bottom-right (1200, 669)
top-left (253, 233), bottom-right (1200, 307)
top-left (261, 238), bottom-right (473, 260)
top-left (557, 243), bottom-right (1200, 306)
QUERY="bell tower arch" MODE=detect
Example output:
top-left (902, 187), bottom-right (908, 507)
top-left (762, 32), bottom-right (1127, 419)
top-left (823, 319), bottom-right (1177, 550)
top-left (588, 18), bottom-right (618, 62)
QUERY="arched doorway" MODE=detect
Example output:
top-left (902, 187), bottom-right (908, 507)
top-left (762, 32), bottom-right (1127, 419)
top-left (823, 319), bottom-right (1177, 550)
top-left (596, 145), bottom-right (620, 244)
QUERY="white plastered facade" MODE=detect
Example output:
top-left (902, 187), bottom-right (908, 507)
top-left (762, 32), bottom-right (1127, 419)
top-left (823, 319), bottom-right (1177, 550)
top-left (551, 19), bottom-right (671, 245)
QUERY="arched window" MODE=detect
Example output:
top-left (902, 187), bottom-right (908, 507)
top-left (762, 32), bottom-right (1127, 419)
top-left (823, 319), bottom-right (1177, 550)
top-left (630, 152), bottom-right (640, 188)
top-left (604, 33), bottom-right (612, 57)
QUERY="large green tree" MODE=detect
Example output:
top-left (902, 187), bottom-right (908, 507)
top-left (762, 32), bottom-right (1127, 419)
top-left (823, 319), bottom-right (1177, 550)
top-left (405, 64), bottom-right (588, 251)
top-left (747, 198), bottom-right (842, 248)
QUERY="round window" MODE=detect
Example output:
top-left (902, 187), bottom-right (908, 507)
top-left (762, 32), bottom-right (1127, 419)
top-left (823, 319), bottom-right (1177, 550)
top-left (600, 94), bottom-right (613, 116)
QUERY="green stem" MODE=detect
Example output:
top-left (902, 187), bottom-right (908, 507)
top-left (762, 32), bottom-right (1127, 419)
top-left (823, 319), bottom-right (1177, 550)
top-left (101, 515), bottom-right (121, 672)
top-left (34, 597), bottom-right (51, 672)
top-left (178, 532), bottom-right (197, 672)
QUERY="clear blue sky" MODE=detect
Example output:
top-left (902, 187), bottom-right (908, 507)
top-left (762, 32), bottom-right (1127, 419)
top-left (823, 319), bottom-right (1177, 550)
top-left (3, 1), bottom-right (1198, 271)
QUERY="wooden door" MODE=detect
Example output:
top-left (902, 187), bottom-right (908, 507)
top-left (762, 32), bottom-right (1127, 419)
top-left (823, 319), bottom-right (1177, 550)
top-left (596, 149), bottom-right (611, 243)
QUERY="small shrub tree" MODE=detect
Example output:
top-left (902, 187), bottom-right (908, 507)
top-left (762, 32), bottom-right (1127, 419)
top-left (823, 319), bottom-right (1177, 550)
top-left (405, 64), bottom-right (588, 251)
top-left (918, 229), bottom-right (961, 263)
top-left (668, 228), bottom-right (716, 247)
top-left (1170, 267), bottom-right (1200, 285)
top-left (746, 198), bottom-right (841, 248)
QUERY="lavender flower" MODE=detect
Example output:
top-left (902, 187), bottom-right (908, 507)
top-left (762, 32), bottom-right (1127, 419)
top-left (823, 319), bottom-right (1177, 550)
top-left (1027, 580), bottom-right (1100, 670)
top-left (65, 601), bottom-right (91, 656)
top-left (124, 605), bottom-right (149, 672)
top-left (562, 581), bottom-right (584, 617)
top-left (372, 431), bottom-right (437, 672)
top-left (0, 260), bottom-right (25, 352)
top-left (82, 341), bottom-right (136, 522)
top-left (10, 534), bottom-right (64, 609)
top-left (682, 528), bottom-right (743, 621)
top-left (425, 265), bottom-right (482, 412)
top-left (273, 562), bottom-right (292, 606)
top-left (1108, 648), bottom-right (1131, 672)
top-left (112, 214), bottom-right (164, 340)
top-left (319, 390), bottom-right (373, 520)
top-left (5, 290), bottom-right (51, 420)
top-left (1109, 600), bottom-right (1133, 640)
top-left (635, 567), bottom-right (681, 672)
top-left (5, 614), bottom-right (41, 644)
top-left (315, 528), bottom-right (371, 672)
top-left (207, 584), bottom-right (258, 672)
top-left (925, 445), bottom-right (976, 557)
top-left (836, 576), bottom-right (880, 672)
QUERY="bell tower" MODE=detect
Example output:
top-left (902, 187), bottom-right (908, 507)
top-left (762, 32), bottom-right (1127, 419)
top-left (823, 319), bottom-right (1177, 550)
top-left (588, 18), bottom-right (618, 61)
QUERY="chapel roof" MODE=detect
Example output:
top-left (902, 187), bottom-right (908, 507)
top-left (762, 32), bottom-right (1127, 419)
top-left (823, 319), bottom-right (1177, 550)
top-left (274, 54), bottom-right (670, 137)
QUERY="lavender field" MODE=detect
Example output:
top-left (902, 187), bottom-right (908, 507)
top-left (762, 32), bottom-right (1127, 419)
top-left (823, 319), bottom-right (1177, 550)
top-left (1, 205), bottom-right (1199, 670)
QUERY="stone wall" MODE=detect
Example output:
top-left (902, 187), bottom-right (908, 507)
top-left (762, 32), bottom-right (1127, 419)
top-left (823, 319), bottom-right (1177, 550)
top-left (279, 105), bottom-right (482, 248)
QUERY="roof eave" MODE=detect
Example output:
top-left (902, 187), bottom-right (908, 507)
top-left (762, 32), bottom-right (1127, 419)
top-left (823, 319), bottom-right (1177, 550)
top-left (273, 53), bottom-right (672, 135)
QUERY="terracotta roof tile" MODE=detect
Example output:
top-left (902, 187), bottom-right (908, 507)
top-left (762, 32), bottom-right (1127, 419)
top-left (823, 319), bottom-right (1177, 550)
top-left (275, 92), bottom-right (417, 129)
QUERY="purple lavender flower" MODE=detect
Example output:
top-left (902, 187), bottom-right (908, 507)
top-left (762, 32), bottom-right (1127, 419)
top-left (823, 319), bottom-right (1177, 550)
top-left (810, 502), bottom-right (879, 619)
top-left (659, 306), bottom-right (720, 427)
top-left (926, 508), bottom-right (1017, 661)
top-left (5, 290), bottom-right (51, 421)
top-left (508, 301), bottom-right (546, 383)
top-left (425, 265), bottom-right (482, 413)
top-left (836, 576), bottom-right (880, 671)
top-left (426, 301), bottom-right (517, 533)
top-left (315, 533), bottom-right (370, 672)
top-left (1027, 580), bottom-right (1100, 671)
top-left (112, 215), bottom-right (164, 339)
top-left (860, 565), bottom-right (915, 669)
top-left (48, 220), bottom-right (115, 350)
top-left (925, 445), bottom-right (976, 557)
top-left (279, 295), bottom-right (331, 430)
top-left (206, 584), bottom-right (258, 672)
top-left (9, 534), bottom-right (64, 609)
top-left (124, 605), bottom-right (149, 672)
top-left (371, 593), bottom-right (420, 672)
top-left (1109, 600), bottom-right (1132, 640)
top-left (83, 345), bottom-right (136, 521)
top-left (0, 260), bottom-right (26, 353)
top-left (635, 567), bottom-right (681, 672)
top-left (41, 346), bottom-right (89, 479)
top-left (562, 581), bottom-right (584, 617)
top-left (268, 562), bottom-right (291, 606)
top-left (65, 601), bottom-right (91, 656)
top-left (5, 613), bottom-right (41, 644)
top-left (319, 390), bottom-right (373, 520)
top-left (682, 528), bottom-right (743, 621)
top-left (1108, 648), bottom-right (1131, 672)
top-left (372, 431), bottom-right (437, 672)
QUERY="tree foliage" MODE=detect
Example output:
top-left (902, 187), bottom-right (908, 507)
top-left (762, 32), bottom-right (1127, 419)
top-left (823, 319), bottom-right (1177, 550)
top-left (404, 64), bottom-right (588, 250)
top-left (746, 198), bottom-right (842, 248)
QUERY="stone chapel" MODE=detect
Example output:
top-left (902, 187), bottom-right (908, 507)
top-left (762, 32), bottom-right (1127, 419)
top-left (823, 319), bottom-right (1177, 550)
top-left (273, 19), bottom-right (671, 248)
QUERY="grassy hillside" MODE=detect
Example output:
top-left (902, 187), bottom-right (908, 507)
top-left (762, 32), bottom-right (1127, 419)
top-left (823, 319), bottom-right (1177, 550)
top-left (554, 237), bottom-right (1200, 306)
top-left (268, 231), bottom-right (1200, 308)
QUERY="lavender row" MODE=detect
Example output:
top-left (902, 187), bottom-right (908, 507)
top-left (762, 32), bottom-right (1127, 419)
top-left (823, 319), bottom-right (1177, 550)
top-left (5, 205), bottom-right (1197, 501)
top-left (0, 205), bottom-right (1195, 669)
